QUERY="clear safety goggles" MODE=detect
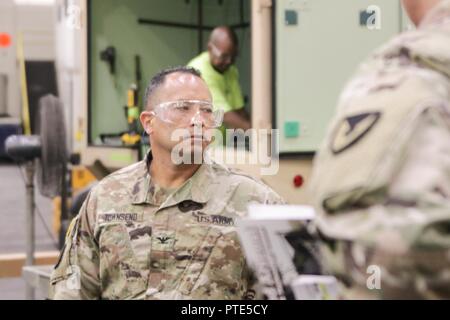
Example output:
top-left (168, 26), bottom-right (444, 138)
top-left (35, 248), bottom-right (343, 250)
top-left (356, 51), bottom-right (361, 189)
top-left (152, 100), bottom-right (224, 128)
top-left (210, 42), bottom-right (237, 64)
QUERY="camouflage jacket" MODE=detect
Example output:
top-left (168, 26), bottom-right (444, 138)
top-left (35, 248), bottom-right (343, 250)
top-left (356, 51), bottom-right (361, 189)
top-left (49, 154), bottom-right (283, 300)
top-left (310, 1), bottom-right (450, 298)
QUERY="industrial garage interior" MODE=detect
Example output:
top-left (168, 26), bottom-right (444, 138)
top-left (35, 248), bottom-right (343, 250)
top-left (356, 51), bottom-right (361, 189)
top-left (1, 0), bottom-right (449, 303)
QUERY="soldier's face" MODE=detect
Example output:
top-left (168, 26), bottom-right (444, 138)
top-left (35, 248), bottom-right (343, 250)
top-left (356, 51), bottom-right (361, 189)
top-left (142, 73), bottom-right (214, 162)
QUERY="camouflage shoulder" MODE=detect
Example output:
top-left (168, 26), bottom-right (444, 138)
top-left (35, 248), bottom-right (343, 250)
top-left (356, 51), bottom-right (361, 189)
top-left (99, 160), bottom-right (146, 183)
top-left (75, 161), bottom-right (146, 224)
top-left (208, 160), bottom-right (261, 183)
top-left (209, 161), bottom-right (285, 204)
top-left (92, 160), bottom-right (146, 192)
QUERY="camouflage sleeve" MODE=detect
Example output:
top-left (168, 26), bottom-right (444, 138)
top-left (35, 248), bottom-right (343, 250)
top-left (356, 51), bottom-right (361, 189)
top-left (48, 189), bottom-right (101, 300)
top-left (314, 100), bottom-right (450, 299)
top-left (252, 179), bottom-right (286, 206)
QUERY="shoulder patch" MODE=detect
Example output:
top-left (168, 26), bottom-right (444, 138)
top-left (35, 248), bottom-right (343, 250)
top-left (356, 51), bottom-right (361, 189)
top-left (330, 111), bottom-right (381, 154)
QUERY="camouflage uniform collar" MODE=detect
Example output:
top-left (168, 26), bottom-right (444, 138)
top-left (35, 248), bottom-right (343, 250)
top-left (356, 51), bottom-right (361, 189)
top-left (131, 151), bottom-right (213, 207)
top-left (420, 0), bottom-right (450, 29)
top-left (160, 163), bottom-right (213, 208)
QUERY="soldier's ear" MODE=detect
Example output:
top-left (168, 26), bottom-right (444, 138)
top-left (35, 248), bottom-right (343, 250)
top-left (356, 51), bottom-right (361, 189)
top-left (148, 118), bottom-right (155, 134)
top-left (140, 111), bottom-right (154, 135)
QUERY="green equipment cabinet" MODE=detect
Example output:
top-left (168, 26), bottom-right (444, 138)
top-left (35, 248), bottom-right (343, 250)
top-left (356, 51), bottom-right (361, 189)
top-left (274, 0), bottom-right (411, 154)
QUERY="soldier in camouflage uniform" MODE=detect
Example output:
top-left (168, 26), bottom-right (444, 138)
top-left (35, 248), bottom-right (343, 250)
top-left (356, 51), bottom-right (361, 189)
top-left (310, 0), bottom-right (450, 299)
top-left (49, 66), bottom-right (283, 300)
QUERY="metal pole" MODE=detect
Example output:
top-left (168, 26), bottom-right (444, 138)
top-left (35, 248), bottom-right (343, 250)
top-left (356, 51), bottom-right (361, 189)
top-left (137, 19), bottom-right (248, 30)
top-left (59, 163), bottom-right (68, 249)
top-left (138, 18), bottom-right (214, 31)
top-left (240, 0), bottom-right (245, 24)
top-left (24, 161), bottom-right (36, 300)
top-left (198, 0), bottom-right (203, 54)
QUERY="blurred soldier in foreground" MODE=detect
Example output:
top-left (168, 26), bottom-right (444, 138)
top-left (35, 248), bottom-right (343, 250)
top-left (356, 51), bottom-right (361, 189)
top-left (310, 0), bottom-right (450, 299)
top-left (49, 66), bottom-right (283, 299)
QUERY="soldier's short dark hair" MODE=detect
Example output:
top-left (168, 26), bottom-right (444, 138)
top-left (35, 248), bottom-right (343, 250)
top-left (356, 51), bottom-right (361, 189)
top-left (144, 66), bottom-right (202, 109)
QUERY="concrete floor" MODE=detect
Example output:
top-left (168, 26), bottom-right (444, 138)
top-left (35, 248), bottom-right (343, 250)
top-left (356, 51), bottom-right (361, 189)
top-left (0, 160), bottom-right (57, 300)
top-left (0, 277), bottom-right (47, 300)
